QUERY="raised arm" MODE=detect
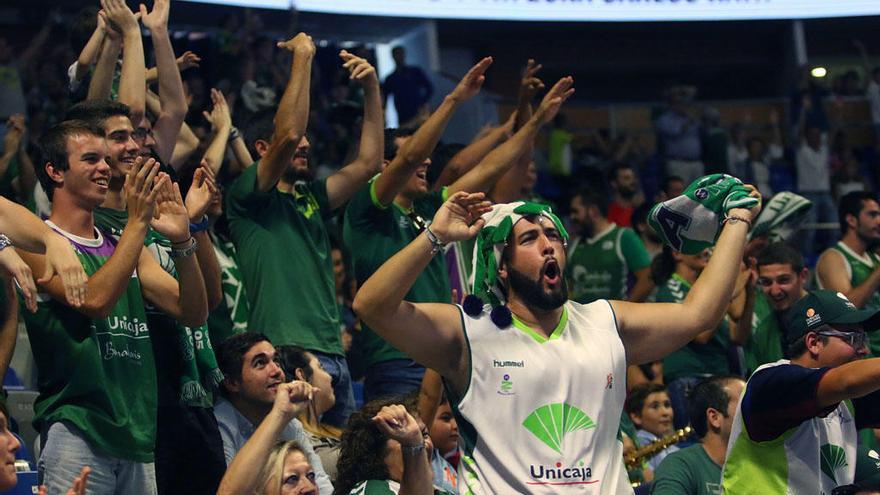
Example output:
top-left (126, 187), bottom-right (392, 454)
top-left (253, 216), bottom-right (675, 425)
top-left (373, 57), bottom-right (493, 206)
top-left (353, 192), bottom-right (492, 394)
top-left (217, 382), bottom-right (314, 495)
top-left (87, 21), bottom-right (121, 102)
top-left (431, 118), bottom-right (512, 190)
top-left (184, 163), bottom-right (223, 309)
top-left (200, 89), bottom-right (232, 175)
top-left (0, 117), bottom-right (23, 183)
top-left (145, 50), bottom-right (199, 84)
top-left (255, 33), bottom-right (314, 193)
top-left (373, 405), bottom-right (434, 495)
top-left (448, 76), bottom-right (574, 196)
top-left (101, 0), bottom-right (145, 124)
top-left (74, 11), bottom-right (107, 82)
top-left (138, 179), bottom-right (208, 327)
top-left (21, 159), bottom-right (163, 320)
top-left (611, 195), bottom-right (761, 365)
top-left (140, 0), bottom-right (186, 166)
top-left (325, 51), bottom-right (384, 209)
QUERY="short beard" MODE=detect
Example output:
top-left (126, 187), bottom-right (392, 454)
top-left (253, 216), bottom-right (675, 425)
top-left (506, 265), bottom-right (568, 311)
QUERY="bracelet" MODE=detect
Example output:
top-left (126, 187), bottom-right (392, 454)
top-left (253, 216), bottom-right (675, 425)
top-left (722, 214), bottom-right (752, 231)
top-left (400, 442), bottom-right (426, 456)
top-left (424, 227), bottom-right (445, 255)
top-left (229, 126), bottom-right (241, 140)
top-left (189, 216), bottom-right (210, 234)
top-left (170, 237), bottom-right (198, 258)
top-left (0, 234), bottom-right (10, 251)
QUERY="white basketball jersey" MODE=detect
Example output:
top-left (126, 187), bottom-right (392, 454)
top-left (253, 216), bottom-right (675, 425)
top-left (452, 300), bottom-right (632, 494)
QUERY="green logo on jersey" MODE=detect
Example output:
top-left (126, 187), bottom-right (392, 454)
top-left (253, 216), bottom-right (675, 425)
top-left (820, 444), bottom-right (848, 484)
top-left (522, 403), bottom-right (596, 454)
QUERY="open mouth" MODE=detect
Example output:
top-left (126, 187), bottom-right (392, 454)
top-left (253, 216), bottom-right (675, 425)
top-left (94, 177), bottom-right (110, 187)
top-left (542, 259), bottom-right (560, 286)
top-left (416, 170), bottom-right (427, 181)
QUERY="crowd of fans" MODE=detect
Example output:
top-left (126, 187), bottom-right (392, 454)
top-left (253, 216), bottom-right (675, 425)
top-left (1, 2), bottom-right (880, 494)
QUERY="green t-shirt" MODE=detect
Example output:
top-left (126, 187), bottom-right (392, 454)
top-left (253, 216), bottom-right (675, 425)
top-left (823, 243), bottom-right (880, 357)
top-left (567, 224), bottom-right (651, 304)
top-left (657, 274), bottom-right (731, 381)
top-left (343, 179), bottom-right (449, 366)
top-left (226, 164), bottom-right (342, 355)
top-left (743, 291), bottom-right (785, 376)
top-left (22, 223), bottom-right (157, 462)
top-left (651, 444), bottom-right (722, 495)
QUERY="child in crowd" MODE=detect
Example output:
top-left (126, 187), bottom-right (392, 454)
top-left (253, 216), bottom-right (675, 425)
top-left (626, 383), bottom-right (680, 472)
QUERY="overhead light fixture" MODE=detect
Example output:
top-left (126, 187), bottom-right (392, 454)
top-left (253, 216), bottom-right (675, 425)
top-left (811, 67), bottom-right (827, 78)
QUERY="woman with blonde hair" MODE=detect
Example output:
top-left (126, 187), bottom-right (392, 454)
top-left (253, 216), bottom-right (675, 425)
top-left (218, 381), bottom-right (320, 495)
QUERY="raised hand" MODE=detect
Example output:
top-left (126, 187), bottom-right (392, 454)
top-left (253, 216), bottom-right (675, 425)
top-left (533, 76), bottom-right (575, 125)
top-left (2, 118), bottom-right (23, 154)
top-left (39, 234), bottom-right (87, 308)
top-left (428, 192), bottom-right (493, 244)
top-left (124, 157), bottom-right (164, 226)
top-left (372, 404), bottom-right (423, 447)
top-left (202, 88), bottom-right (232, 132)
top-left (101, 0), bottom-right (141, 36)
top-left (185, 161), bottom-right (217, 222)
top-left (339, 49), bottom-right (378, 86)
top-left (277, 32), bottom-right (315, 57)
top-left (176, 50), bottom-right (200, 72)
top-left (519, 58), bottom-right (545, 102)
top-left (139, 0), bottom-right (169, 32)
top-left (99, 9), bottom-right (122, 41)
top-left (0, 248), bottom-right (37, 313)
top-left (728, 184), bottom-right (763, 223)
top-left (450, 57), bottom-right (493, 102)
top-left (272, 381), bottom-right (315, 421)
top-left (150, 179), bottom-right (191, 244)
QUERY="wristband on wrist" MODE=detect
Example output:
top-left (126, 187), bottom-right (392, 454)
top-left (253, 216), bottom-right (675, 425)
top-left (0, 234), bottom-right (11, 251)
top-left (189, 216), bottom-right (210, 234)
top-left (170, 237), bottom-right (198, 258)
top-left (722, 214), bottom-right (752, 231)
top-left (424, 227), bottom-right (445, 255)
top-left (400, 442), bottom-right (426, 456)
top-left (229, 126), bottom-right (241, 141)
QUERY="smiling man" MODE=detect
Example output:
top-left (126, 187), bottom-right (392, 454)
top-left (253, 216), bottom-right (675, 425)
top-left (213, 332), bottom-right (333, 494)
top-left (740, 242), bottom-right (810, 374)
top-left (353, 179), bottom-right (759, 493)
top-left (722, 290), bottom-right (880, 493)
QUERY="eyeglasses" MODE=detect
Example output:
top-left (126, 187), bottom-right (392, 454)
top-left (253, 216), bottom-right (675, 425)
top-left (816, 327), bottom-right (867, 350)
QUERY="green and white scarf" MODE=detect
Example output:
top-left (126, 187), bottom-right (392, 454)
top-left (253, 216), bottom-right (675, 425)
top-left (648, 174), bottom-right (759, 255)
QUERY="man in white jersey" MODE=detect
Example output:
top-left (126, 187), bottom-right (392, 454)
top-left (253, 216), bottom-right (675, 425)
top-left (722, 289), bottom-right (880, 494)
top-left (353, 184), bottom-right (760, 493)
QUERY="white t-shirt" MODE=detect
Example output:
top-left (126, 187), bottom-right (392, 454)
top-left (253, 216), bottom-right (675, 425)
top-left (796, 136), bottom-right (830, 193)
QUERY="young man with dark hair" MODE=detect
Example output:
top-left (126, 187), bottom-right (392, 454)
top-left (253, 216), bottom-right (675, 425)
top-left (652, 376), bottom-right (745, 495)
top-left (568, 188), bottom-right (653, 303)
top-left (212, 332), bottom-right (333, 494)
top-left (817, 191), bottom-right (880, 356)
top-left (354, 175), bottom-right (760, 492)
top-left (740, 242), bottom-right (810, 373)
top-left (722, 289), bottom-right (880, 492)
top-left (20, 120), bottom-right (208, 494)
top-left (227, 35), bottom-right (383, 427)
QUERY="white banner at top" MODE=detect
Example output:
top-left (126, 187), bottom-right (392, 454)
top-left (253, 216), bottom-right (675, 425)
top-left (182, 0), bottom-right (880, 22)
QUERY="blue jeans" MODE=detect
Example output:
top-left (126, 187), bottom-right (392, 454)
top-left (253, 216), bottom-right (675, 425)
top-left (313, 352), bottom-right (356, 428)
top-left (364, 359), bottom-right (426, 403)
top-left (39, 422), bottom-right (157, 495)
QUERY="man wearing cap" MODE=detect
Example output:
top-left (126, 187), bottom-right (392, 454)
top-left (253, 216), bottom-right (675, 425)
top-left (354, 173), bottom-right (760, 493)
top-left (722, 289), bottom-right (880, 493)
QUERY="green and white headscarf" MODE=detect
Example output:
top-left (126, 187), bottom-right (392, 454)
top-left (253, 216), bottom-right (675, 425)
top-left (467, 201), bottom-right (568, 312)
